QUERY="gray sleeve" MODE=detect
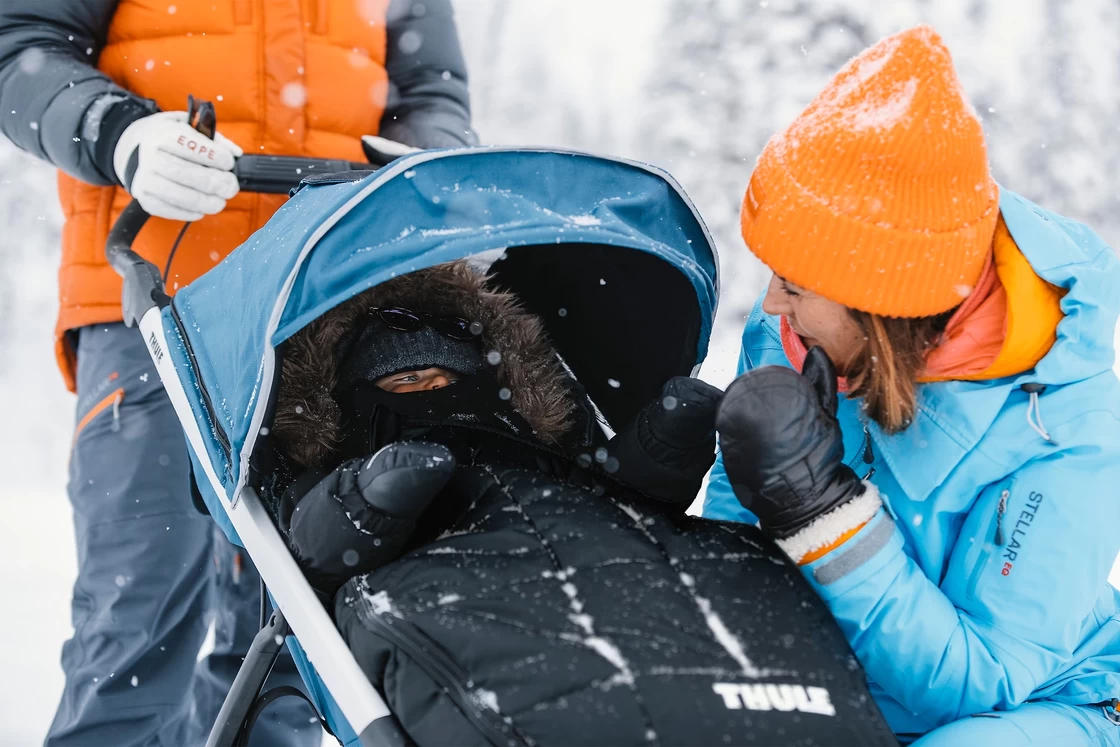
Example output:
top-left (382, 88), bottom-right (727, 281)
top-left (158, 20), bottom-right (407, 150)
top-left (381, 0), bottom-right (478, 149)
top-left (0, 0), bottom-right (152, 184)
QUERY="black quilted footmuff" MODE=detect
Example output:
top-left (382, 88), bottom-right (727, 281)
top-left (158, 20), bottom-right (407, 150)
top-left (335, 466), bottom-right (897, 747)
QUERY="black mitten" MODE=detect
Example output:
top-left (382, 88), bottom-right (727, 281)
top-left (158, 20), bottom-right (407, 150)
top-left (715, 347), bottom-right (864, 538)
top-left (287, 441), bottom-right (455, 593)
top-left (608, 376), bottom-right (723, 506)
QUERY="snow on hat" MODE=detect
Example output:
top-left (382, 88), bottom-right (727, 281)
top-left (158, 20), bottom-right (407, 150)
top-left (741, 25), bottom-right (999, 318)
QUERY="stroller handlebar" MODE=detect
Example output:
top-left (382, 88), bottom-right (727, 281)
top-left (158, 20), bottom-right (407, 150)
top-left (106, 152), bottom-right (374, 326)
top-left (233, 154), bottom-right (372, 194)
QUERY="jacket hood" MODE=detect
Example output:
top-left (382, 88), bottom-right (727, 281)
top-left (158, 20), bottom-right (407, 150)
top-left (920, 213), bottom-right (1066, 383)
top-left (272, 261), bottom-right (579, 467)
top-left (999, 189), bottom-right (1120, 386)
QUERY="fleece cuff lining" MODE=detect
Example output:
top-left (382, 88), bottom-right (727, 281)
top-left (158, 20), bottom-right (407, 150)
top-left (775, 484), bottom-right (882, 564)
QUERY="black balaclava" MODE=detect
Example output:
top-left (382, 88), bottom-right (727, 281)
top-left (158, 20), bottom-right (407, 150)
top-left (334, 374), bottom-right (540, 469)
top-left (331, 315), bottom-right (541, 465)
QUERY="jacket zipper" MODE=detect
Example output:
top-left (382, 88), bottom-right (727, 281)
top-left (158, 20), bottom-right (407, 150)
top-left (848, 425), bottom-right (876, 480)
top-left (994, 490), bottom-right (1009, 546)
top-left (966, 488), bottom-right (1010, 599)
top-left (357, 604), bottom-right (527, 746)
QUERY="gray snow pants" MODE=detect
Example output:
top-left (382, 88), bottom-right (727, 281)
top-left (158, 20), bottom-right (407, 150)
top-left (47, 323), bottom-right (320, 747)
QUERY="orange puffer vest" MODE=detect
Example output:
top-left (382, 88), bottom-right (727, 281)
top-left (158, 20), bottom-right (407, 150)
top-left (56, 0), bottom-right (390, 391)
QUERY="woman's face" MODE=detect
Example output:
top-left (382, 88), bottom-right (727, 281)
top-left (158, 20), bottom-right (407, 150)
top-left (375, 367), bottom-right (459, 393)
top-left (761, 275), bottom-right (866, 374)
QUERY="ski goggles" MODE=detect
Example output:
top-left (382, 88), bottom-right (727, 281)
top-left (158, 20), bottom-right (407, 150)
top-left (368, 307), bottom-right (480, 341)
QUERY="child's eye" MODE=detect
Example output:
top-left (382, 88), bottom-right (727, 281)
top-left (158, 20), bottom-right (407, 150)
top-left (395, 374), bottom-right (420, 384)
top-left (781, 281), bottom-right (800, 297)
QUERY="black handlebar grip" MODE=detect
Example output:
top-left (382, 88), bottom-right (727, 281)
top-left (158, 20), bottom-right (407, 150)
top-left (233, 155), bottom-right (370, 194)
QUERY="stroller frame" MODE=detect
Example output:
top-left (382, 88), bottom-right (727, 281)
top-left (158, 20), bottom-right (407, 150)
top-left (106, 145), bottom-right (719, 746)
top-left (107, 157), bottom-right (408, 747)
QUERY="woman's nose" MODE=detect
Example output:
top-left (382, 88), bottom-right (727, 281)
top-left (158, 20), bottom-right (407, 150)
top-left (761, 275), bottom-right (790, 316)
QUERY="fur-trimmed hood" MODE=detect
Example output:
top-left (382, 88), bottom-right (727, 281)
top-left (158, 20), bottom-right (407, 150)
top-left (272, 261), bottom-right (579, 467)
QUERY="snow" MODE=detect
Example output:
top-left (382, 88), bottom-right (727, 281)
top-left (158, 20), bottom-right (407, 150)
top-left (691, 590), bottom-right (766, 679)
top-left (568, 214), bottom-right (602, 227)
top-left (472, 687), bottom-right (500, 713)
top-left (582, 636), bottom-right (635, 687)
top-left (3, 2), bottom-right (1120, 743)
top-left (849, 77), bottom-right (920, 131)
top-left (364, 590), bottom-right (398, 618)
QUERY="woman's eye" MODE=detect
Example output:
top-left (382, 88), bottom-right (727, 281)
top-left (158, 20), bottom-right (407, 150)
top-left (396, 374), bottom-right (420, 384)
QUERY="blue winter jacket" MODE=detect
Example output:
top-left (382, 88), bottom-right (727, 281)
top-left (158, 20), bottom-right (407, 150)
top-left (704, 189), bottom-right (1120, 737)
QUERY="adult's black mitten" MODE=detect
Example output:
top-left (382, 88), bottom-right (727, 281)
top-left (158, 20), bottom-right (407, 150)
top-left (286, 441), bottom-right (455, 593)
top-left (609, 376), bottom-right (723, 506)
top-left (715, 347), bottom-right (864, 539)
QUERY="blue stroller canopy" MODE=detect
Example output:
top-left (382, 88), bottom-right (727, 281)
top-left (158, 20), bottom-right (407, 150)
top-left (167, 147), bottom-right (719, 542)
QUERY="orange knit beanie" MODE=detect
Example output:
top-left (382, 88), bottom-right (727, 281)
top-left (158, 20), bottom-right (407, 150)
top-left (741, 26), bottom-right (999, 317)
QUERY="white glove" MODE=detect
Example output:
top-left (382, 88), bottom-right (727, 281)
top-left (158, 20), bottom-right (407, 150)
top-left (113, 110), bottom-right (244, 221)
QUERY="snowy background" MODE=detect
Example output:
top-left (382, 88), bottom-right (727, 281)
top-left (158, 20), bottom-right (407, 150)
top-left (2, 0), bottom-right (1119, 742)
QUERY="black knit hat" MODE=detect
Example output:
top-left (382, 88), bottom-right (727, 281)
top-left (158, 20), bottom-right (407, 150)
top-left (335, 320), bottom-right (483, 392)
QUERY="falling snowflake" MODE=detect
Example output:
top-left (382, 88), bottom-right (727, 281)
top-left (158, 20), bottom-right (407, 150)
top-left (280, 82), bottom-right (307, 108)
top-left (607, 378), bottom-right (621, 389)
top-left (398, 30), bottom-right (423, 54)
top-left (18, 48), bottom-right (45, 74)
top-left (487, 351), bottom-right (502, 365)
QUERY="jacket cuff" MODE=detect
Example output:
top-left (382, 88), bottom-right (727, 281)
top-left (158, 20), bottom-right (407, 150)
top-left (775, 483), bottom-right (882, 563)
top-left (801, 509), bottom-right (906, 600)
top-left (83, 94), bottom-right (158, 184)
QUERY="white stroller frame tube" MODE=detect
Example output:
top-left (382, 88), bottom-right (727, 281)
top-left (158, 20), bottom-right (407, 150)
top-left (138, 307), bottom-right (395, 743)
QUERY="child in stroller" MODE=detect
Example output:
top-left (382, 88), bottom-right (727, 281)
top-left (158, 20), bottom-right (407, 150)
top-left (260, 259), bottom-right (896, 746)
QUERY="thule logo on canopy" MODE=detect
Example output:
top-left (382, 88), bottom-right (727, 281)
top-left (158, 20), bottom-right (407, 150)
top-left (713, 683), bottom-right (836, 716)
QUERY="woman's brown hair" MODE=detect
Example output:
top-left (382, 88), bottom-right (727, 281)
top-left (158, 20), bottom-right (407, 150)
top-left (844, 309), bottom-right (956, 434)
